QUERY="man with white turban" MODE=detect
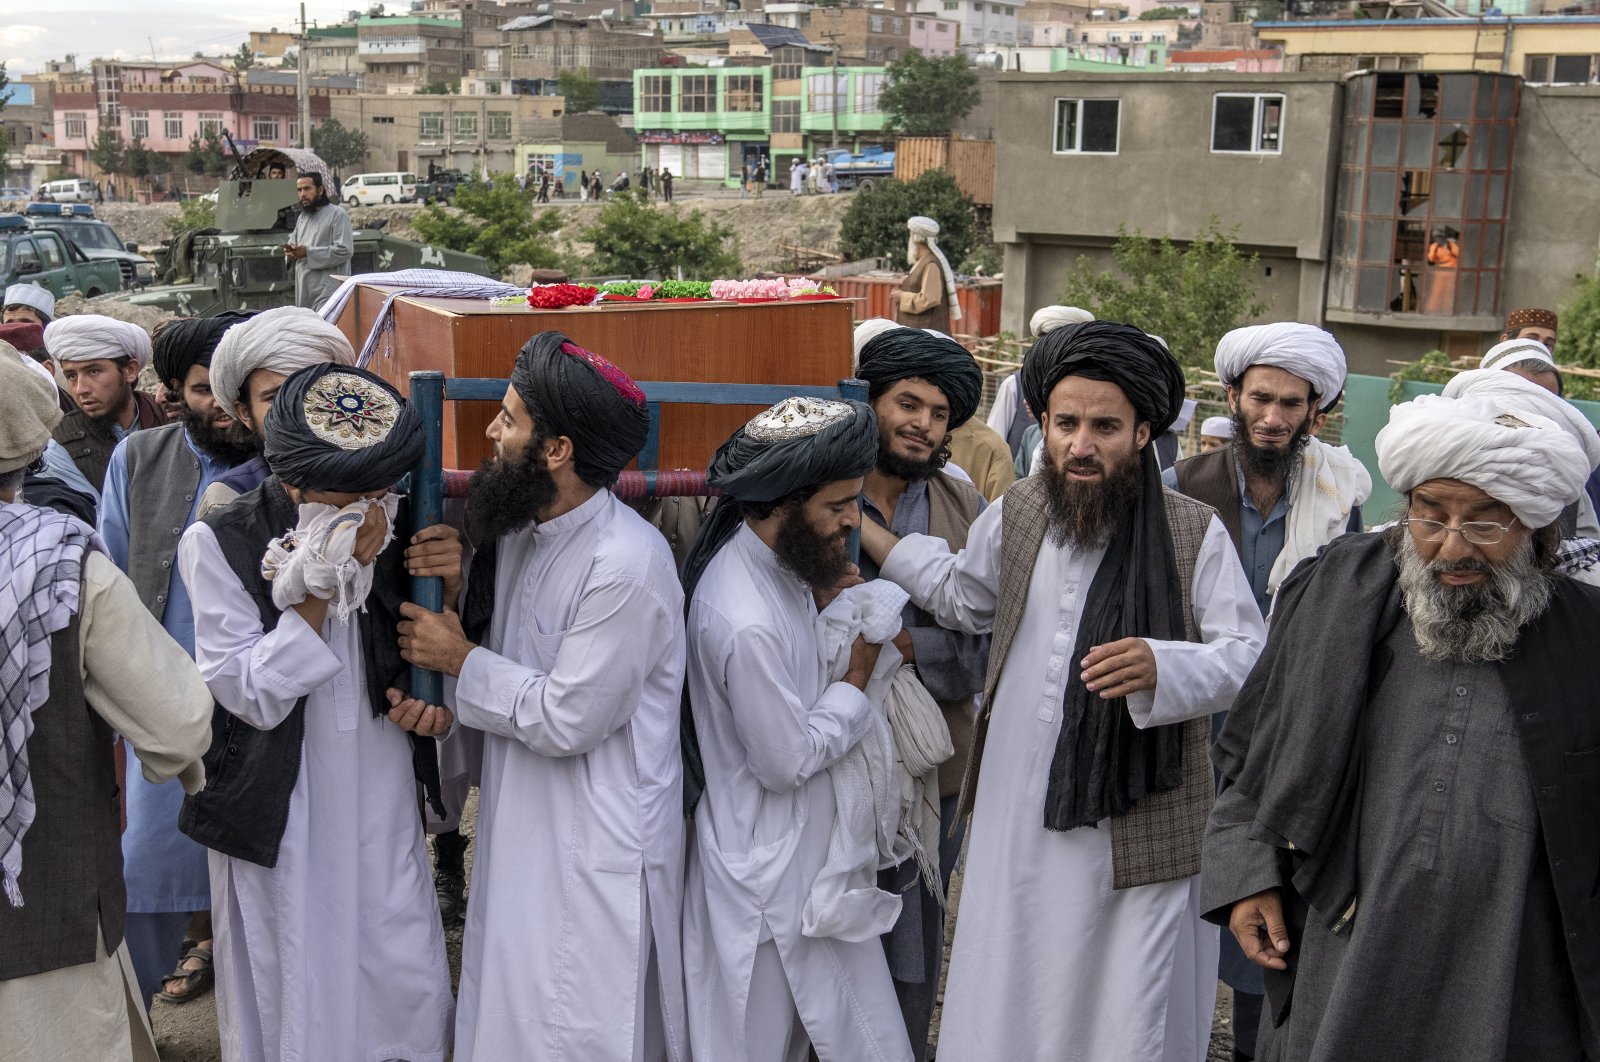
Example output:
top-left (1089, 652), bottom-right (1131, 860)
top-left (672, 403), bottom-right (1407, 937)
top-left (44, 314), bottom-right (166, 493)
top-left (3, 282), bottom-right (56, 326)
top-left (986, 305), bottom-right (1095, 461)
top-left (1444, 366), bottom-right (1600, 576)
top-left (199, 306), bottom-right (360, 517)
top-left (1479, 336), bottom-right (1562, 395)
top-left (896, 216), bottom-right (962, 336)
top-left (1205, 391), bottom-right (1600, 1062)
top-left (1167, 321), bottom-right (1369, 1057)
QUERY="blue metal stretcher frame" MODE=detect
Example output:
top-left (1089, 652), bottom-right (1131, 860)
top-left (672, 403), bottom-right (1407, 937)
top-left (407, 370), bottom-right (871, 705)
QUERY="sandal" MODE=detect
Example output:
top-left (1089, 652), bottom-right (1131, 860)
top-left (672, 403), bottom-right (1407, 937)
top-left (155, 942), bottom-right (214, 1005)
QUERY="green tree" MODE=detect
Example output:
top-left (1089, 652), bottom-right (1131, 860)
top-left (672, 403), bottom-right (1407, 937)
top-left (557, 69), bottom-right (601, 114)
top-left (413, 173), bottom-right (566, 275)
top-left (838, 169), bottom-right (976, 268)
top-left (0, 64), bottom-right (10, 158)
top-left (281, 49), bottom-right (299, 70)
top-left (88, 125), bottom-right (126, 178)
top-left (1139, 5), bottom-right (1191, 17)
top-left (184, 129), bottom-right (228, 177)
top-left (125, 132), bottom-right (154, 183)
top-left (233, 42), bottom-right (256, 75)
top-left (166, 196), bottom-right (217, 237)
top-left (1560, 271), bottom-right (1600, 372)
top-left (879, 49), bottom-right (981, 137)
top-left (582, 196), bottom-right (741, 279)
top-left (1058, 219), bottom-right (1269, 371)
top-left (310, 118), bottom-right (371, 176)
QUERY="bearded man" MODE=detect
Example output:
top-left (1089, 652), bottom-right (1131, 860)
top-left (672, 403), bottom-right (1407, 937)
top-left (44, 315), bottom-right (165, 493)
top-left (861, 321), bottom-right (1265, 1062)
top-left (1204, 392), bottom-right (1600, 1062)
top-left (854, 325), bottom-right (989, 1059)
top-left (396, 333), bottom-right (689, 1062)
top-left (680, 397), bottom-right (914, 1062)
top-left (285, 172), bottom-right (352, 311)
top-left (96, 313), bottom-right (257, 1012)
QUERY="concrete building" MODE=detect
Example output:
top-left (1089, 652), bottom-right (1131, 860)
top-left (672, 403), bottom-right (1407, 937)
top-left (976, 42), bottom-right (1168, 70)
top-left (1198, 1), bottom-right (1261, 51)
top-left (249, 30), bottom-right (299, 61)
top-left (632, 59), bottom-right (890, 183)
top-left (329, 90), bottom-right (566, 173)
top-left (500, 14), bottom-right (665, 82)
top-left (304, 26), bottom-right (364, 80)
top-left (910, 13), bottom-right (964, 56)
top-left (1020, 1), bottom-right (1096, 46)
top-left (357, 13), bottom-right (471, 91)
top-left (515, 110), bottom-right (639, 187)
top-left (1167, 48), bottom-right (1284, 71)
top-left (911, 0), bottom-right (1024, 51)
top-left (1256, 15), bottom-right (1600, 80)
top-left (992, 69), bottom-right (1600, 373)
top-left (758, 6), bottom-right (917, 62)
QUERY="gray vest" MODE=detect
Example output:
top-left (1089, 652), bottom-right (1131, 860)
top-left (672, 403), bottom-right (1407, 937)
top-left (122, 422), bottom-right (203, 623)
top-left (0, 611), bottom-right (126, 980)
top-left (960, 475), bottom-right (1217, 890)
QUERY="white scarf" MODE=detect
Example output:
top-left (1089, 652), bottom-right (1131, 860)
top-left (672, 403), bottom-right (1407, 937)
top-left (261, 494), bottom-right (400, 622)
top-left (883, 665), bottom-right (952, 899)
top-left (1268, 437), bottom-right (1373, 599)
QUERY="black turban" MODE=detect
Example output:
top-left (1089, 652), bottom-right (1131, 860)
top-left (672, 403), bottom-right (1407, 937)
top-left (1021, 321), bottom-right (1186, 435)
top-left (152, 312), bottom-right (252, 390)
top-left (263, 363), bottom-right (423, 493)
top-left (677, 396), bottom-right (878, 814)
top-left (511, 331), bottom-right (650, 486)
top-left (855, 328), bottom-right (983, 430)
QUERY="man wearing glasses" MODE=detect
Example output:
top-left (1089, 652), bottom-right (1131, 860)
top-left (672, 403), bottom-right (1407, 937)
top-left (1202, 390), bottom-right (1600, 1062)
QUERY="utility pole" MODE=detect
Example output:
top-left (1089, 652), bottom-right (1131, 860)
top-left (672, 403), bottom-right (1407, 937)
top-left (830, 44), bottom-right (840, 150)
top-left (297, 2), bottom-right (312, 148)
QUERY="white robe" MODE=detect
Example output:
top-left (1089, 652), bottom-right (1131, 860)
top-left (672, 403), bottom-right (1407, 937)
top-left (880, 499), bottom-right (1266, 1062)
top-left (178, 523), bottom-right (454, 1062)
top-left (682, 524), bottom-right (913, 1062)
top-left (449, 491), bottom-right (689, 1062)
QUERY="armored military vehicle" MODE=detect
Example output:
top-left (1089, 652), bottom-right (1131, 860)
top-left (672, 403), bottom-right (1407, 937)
top-left (106, 147), bottom-right (495, 317)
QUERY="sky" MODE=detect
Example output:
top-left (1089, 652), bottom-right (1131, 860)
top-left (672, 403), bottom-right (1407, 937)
top-left (0, 1), bottom-right (367, 74)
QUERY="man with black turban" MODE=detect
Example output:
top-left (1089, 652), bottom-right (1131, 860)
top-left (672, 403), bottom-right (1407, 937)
top-left (93, 310), bottom-right (260, 1011)
top-left (854, 324), bottom-right (990, 1059)
top-left (177, 363), bottom-right (462, 1062)
top-left (860, 320), bottom-right (1265, 1062)
top-left (395, 332), bottom-right (690, 1062)
top-left (679, 397), bottom-right (915, 1062)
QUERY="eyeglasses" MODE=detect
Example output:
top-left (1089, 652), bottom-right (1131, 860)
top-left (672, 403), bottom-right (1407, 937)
top-left (1402, 517), bottom-right (1518, 546)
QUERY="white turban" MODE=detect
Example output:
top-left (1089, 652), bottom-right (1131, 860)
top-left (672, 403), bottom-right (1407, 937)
top-left (852, 317), bottom-right (904, 368)
top-left (1442, 367), bottom-right (1600, 473)
top-left (1214, 322), bottom-right (1347, 412)
top-left (1028, 305), bottom-right (1094, 337)
top-left (4, 283), bottom-right (55, 321)
top-left (1201, 415), bottom-right (1234, 438)
top-left (1479, 337), bottom-right (1555, 373)
top-left (906, 215), bottom-right (962, 323)
top-left (42, 314), bottom-right (152, 366)
top-left (210, 306), bottom-right (358, 410)
top-left (1376, 393), bottom-right (1590, 530)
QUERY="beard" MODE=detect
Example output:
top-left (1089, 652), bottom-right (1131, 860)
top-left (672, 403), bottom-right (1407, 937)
top-left (875, 431), bottom-right (947, 482)
top-left (1395, 531), bottom-right (1553, 664)
top-left (1040, 443), bottom-right (1144, 549)
top-left (464, 442), bottom-right (559, 543)
top-left (773, 503), bottom-right (852, 592)
top-left (181, 402), bottom-right (261, 464)
top-left (1232, 409), bottom-right (1313, 483)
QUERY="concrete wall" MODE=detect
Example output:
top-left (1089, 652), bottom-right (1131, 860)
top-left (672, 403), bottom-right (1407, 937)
top-left (1503, 85), bottom-right (1600, 318)
top-left (993, 72), bottom-right (1344, 334)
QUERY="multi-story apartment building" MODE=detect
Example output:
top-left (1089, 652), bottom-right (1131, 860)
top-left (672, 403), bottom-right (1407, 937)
top-left (357, 13), bottom-right (470, 91)
top-left (303, 26), bottom-right (363, 80)
top-left (330, 90), bottom-right (566, 173)
top-left (1256, 14), bottom-right (1600, 80)
top-left (912, 0), bottom-right (1023, 51)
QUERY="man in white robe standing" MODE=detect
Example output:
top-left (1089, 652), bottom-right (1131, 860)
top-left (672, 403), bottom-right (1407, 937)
top-left (396, 332), bottom-right (689, 1061)
top-left (679, 397), bottom-right (914, 1062)
top-left (178, 363), bottom-right (461, 1062)
top-left (861, 321), bottom-right (1266, 1062)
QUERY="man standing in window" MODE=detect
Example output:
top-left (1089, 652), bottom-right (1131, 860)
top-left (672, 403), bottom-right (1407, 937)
top-left (284, 172), bottom-right (353, 312)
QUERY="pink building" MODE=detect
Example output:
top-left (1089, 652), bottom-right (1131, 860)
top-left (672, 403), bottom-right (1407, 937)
top-left (910, 13), bottom-right (962, 56)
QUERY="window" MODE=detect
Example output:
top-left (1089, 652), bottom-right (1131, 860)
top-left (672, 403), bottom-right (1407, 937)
top-left (726, 74), bottom-right (764, 112)
top-left (772, 46), bottom-right (803, 81)
top-left (1052, 97), bottom-right (1119, 154)
top-left (252, 116), bottom-right (281, 142)
top-left (936, 22), bottom-right (950, 32)
top-left (893, 17), bottom-right (905, 31)
top-left (915, 19), bottom-right (925, 28)
top-left (487, 111), bottom-right (512, 139)
top-left (287, 120), bottom-right (300, 144)
top-left (1353, 54), bottom-right (1423, 72)
top-left (870, 15), bottom-right (885, 31)
top-left (37, 236), bottom-right (64, 270)
top-left (772, 98), bottom-right (800, 133)
top-left (198, 112), bottom-right (224, 135)
top-left (128, 110), bottom-right (149, 139)
top-left (455, 112), bottom-right (479, 138)
top-left (640, 75), bottom-right (672, 112)
top-left (808, 70), bottom-right (846, 113)
top-left (420, 111), bottom-right (444, 138)
top-left (1524, 54), bottom-right (1596, 84)
top-left (164, 111), bottom-right (183, 139)
top-left (64, 112), bottom-right (87, 139)
top-left (512, 43), bottom-right (530, 58)
top-left (372, 115), bottom-right (397, 124)
top-left (1212, 93), bottom-right (1284, 154)
top-left (856, 72), bottom-right (887, 113)
top-left (679, 75), bottom-right (717, 113)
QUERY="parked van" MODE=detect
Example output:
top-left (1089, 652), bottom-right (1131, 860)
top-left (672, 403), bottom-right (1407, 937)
top-left (39, 178), bottom-right (98, 203)
top-left (342, 172), bottom-right (417, 206)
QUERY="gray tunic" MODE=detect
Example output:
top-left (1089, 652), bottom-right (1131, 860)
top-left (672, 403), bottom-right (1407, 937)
top-left (1252, 619), bottom-right (1587, 1062)
top-left (290, 202), bottom-right (353, 310)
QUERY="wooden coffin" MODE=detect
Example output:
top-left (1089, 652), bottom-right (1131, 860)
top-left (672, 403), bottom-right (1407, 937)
top-left (331, 284), bottom-right (856, 472)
